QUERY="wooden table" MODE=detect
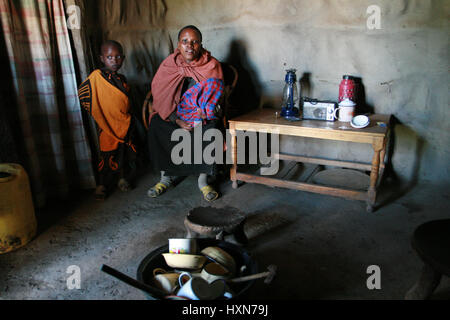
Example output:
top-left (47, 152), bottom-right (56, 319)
top-left (228, 109), bottom-right (391, 212)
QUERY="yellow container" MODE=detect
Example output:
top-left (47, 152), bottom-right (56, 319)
top-left (0, 163), bottom-right (37, 254)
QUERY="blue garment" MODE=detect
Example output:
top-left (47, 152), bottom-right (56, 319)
top-left (176, 78), bottom-right (224, 126)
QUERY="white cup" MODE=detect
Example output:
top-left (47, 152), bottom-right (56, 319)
top-left (177, 272), bottom-right (213, 300)
top-left (151, 268), bottom-right (181, 295)
top-left (200, 263), bottom-right (231, 284)
top-left (334, 99), bottom-right (356, 122)
top-left (153, 273), bottom-right (180, 295)
top-left (177, 273), bottom-right (233, 300)
top-left (178, 272), bottom-right (194, 287)
top-left (169, 238), bottom-right (197, 254)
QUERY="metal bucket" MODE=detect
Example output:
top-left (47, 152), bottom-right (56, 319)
top-left (137, 239), bottom-right (258, 300)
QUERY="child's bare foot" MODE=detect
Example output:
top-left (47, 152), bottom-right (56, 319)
top-left (118, 178), bottom-right (131, 192)
top-left (95, 185), bottom-right (107, 200)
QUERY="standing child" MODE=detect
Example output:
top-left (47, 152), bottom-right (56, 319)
top-left (78, 40), bottom-right (137, 200)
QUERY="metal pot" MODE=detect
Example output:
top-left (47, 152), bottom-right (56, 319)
top-left (136, 239), bottom-right (258, 300)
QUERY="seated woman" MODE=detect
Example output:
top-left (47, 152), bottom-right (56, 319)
top-left (147, 25), bottom-right (225, 201)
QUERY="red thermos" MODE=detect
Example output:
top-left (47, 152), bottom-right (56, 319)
top-left (339, 75), bottom-right (356, 102)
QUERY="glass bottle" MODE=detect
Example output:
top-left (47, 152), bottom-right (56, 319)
top-left (281, 69), bottom-right (300, 120)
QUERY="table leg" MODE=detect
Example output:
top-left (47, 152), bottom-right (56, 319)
top-left (377, 137), bottom-right (388, 187)
top-left (367, 140), bottom-right (383, 212)
top-left (230, 127), bottom-right (238, 189)
top-left (378, 150), bottom-right (386, 181)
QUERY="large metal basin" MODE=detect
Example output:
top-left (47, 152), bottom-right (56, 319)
top-left (137, 239), bottom-right (258, 300)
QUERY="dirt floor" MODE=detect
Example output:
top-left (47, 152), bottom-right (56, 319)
top-left (0, 169), bottom-right (449, 300)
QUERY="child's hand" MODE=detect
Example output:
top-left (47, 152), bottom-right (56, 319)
top-left (176, 119), bottom-right (193, 131)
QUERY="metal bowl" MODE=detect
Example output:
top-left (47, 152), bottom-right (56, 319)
top-left (137, 239), bottom-right (258, 300)
top-left (161, 253), bottom-right (207, 269)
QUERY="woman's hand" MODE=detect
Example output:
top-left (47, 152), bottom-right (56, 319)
top-left (176, 119), bottom-right (193, 131)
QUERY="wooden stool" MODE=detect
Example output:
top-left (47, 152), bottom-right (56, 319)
top-left (184, 207), bottom-right (248, 245)
top-left (405, 219), bottom-right (450, 299)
